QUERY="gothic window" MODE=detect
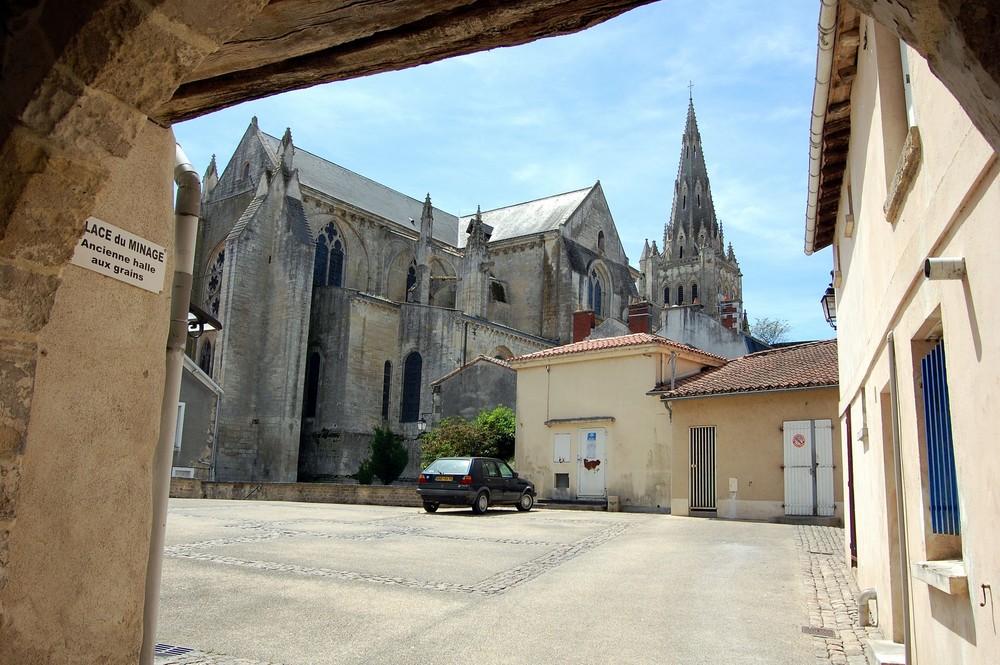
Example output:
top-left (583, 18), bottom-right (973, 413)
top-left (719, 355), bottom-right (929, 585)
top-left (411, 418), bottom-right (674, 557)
top-left (587, 269), bottom-right (604, 317)
top-left (381, 361), bottom-right (392, 421)
top-left (303, 351), bottom-right (321, 418)
top-left (676, 285), bottom-right (685, 306)
top-left (313, 223), bottom-right (345, 287)
top-left (240, 161), bottom-right (250, 182)
top-left (401, 352), bottom-right (422, 422)
top-left (405, 261), bottom-right (417, 301)
top-left (663, 286), bottom-right (670, 305)
top-left (198, 340), bottom-right (213, 376)
top-left (679, 246), bottom-right (684, 259)
top-left (597, 230), bottom-right (606, 253)
top-left (205, 248), bottom-right (225, 318)
top-left (682, 194), bottom-right (686, 209)
top-left (691, 283), bottom-right (699, 303)
top-left (697, 193), bottom-right (701, 207)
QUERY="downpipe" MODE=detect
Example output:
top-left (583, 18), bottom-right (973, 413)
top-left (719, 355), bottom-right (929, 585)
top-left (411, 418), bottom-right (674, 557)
top-left (140, 143), bottom-right (201, 664)
top-left (886, 331), bottom-right (912, 664)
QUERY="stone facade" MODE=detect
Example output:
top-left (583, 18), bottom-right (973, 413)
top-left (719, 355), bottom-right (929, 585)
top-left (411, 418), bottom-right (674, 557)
top-left (193, 119), bottom-right (638, 482)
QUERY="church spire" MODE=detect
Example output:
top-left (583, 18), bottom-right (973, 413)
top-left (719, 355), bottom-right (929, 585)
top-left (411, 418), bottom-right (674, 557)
top-left (664, 93), bottom-right (720, 258)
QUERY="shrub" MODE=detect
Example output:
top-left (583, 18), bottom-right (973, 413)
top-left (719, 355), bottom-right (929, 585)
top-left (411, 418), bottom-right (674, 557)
top-left (419, 406), bottom-right (517, 467)
top-left (355, 458), bottom-right (375, 485)
top-left (369, 425), bottom-right (409, 485)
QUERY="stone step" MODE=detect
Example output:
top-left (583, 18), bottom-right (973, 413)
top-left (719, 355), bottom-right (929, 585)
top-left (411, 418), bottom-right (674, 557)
top-left (868, 640), bottom-right (905, 664)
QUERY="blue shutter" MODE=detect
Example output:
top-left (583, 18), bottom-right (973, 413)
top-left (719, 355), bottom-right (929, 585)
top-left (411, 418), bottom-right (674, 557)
top-left (921, 340), bottom-right (960, 536)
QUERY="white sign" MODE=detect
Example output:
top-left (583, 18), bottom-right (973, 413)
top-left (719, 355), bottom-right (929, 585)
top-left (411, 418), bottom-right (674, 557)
top-left (71, 217), bottom-right (167, 293)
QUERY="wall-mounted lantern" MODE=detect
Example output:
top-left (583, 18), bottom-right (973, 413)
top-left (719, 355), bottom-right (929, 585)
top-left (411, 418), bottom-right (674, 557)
top-left (820, 283), bottom-right (837, 330)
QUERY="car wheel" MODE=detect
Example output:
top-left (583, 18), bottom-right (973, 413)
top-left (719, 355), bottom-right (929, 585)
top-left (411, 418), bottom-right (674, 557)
top-left (423, 502), bottom-right (439, 513)
top-left (472, 491), bottom-right (489, 514)
top-left (516, 491), bottom-right (534, 512)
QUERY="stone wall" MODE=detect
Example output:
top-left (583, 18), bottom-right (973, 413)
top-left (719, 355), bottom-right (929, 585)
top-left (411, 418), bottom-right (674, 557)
top-left (170, 478), bottom-right (423, 507)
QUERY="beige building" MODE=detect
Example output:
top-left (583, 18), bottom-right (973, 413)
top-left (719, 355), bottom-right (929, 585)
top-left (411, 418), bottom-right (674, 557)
top-left (654, 340), bottom-right (841, 520)
top-left (510, 331), bottom-right (725, 511)
top-left (805, 2), bottom-right (1000, 662)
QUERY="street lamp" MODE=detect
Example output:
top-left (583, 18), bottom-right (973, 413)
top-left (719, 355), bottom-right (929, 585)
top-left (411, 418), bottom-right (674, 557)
top-left (417, 416), bottom-right (427, 432)
top-left (820, 283), bottom-right (837, 330)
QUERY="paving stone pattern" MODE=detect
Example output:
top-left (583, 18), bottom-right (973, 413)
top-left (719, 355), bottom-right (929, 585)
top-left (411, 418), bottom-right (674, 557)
top-left (797, 525), bottom-right (883, 664)
top-left (155, 514), bottom-right (878, 665)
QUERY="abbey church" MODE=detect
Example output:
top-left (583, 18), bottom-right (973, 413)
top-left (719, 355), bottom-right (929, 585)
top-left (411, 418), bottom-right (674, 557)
top-left (182, 97), bottom-right (750, 483)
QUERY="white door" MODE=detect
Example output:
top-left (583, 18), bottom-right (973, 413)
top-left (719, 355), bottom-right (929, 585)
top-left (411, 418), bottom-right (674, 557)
top-left (783, 419), bottom-right (834, 516)
top-left (577, 428), bottom-right (606, 498)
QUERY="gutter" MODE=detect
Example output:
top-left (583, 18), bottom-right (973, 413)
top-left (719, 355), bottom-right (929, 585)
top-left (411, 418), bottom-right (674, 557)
top-left (140, 142), bottom-right (201, 665)
top-left (804, 0), bottom-right (840, 255)
top-left (886, 331), bottom-right (912, 664)
top-left (649, 383), bottom-right (839, 401)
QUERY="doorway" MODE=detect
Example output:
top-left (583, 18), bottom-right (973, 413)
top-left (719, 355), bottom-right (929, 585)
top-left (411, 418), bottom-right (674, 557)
top-left (577, 428), bottom-right (606, 498)
top-left (782, 419), bottom-right (834, 516)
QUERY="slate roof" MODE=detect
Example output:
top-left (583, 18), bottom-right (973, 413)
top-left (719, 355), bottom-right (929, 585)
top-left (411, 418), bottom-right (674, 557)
top-left (653, 339), bottom-right (838, 399)
top-left (456, 187), bottom-right (593, 247)
top-left (510, 332), bottom-right (727, 364)
top-left (258, 133), bottom-right (460, 244)
top-left (430, 355), bottom-right (512, 387)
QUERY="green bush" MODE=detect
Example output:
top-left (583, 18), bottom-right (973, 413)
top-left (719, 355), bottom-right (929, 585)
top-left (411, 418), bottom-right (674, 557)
top-left (369, 425), bottom-right (409, 485)
top-left (419, 406), bottom-right (517, 467)
top-left (355, 458), bottom-right (375, 485)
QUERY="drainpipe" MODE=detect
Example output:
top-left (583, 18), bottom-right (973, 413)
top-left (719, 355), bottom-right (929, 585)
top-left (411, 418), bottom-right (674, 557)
top-left (804, 0), bottom-right (839, 255)
top-left (140, 143), bottom-right (201, 664)
top-left (886, 331), bottom-right (912, 664)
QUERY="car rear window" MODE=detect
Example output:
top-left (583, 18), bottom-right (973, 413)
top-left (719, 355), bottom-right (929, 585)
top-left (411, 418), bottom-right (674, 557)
top-left (424, 459), bottom-right (472, 475)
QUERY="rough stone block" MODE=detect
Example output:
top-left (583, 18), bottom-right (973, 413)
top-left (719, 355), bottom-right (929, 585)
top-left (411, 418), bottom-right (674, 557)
top-left (0, 264), bottom-right (61, 336)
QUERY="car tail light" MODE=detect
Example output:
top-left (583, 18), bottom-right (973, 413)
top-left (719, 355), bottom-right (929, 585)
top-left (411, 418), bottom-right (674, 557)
top-left (418, 475), bottom-right (427, 483)
top-left (460, 475), bottom-right (473, 485)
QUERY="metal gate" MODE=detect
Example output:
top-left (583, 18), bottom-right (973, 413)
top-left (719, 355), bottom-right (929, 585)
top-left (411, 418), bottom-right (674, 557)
top-left (783, 419), bottom-right (834, 516)
top-left (689, 426), bottom-right (716, 510)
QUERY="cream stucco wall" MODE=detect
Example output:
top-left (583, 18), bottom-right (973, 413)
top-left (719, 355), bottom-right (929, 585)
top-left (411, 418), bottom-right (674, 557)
top-left (513, 346), bottom-right (709, 511)
top-left (831, 21), bottom-right (999, 662)
top-left (1, 121), bottom-right (174, 663)
top-left (668, 388), bottom-right (842, 520)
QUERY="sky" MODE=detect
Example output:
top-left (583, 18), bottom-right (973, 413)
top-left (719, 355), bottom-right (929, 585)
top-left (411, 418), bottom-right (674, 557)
top-left (174, 0), bottom-right (836, 343)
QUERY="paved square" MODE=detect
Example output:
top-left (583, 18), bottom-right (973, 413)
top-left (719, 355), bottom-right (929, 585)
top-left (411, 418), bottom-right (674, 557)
top-left (156, 499), bottom-right (848, 664)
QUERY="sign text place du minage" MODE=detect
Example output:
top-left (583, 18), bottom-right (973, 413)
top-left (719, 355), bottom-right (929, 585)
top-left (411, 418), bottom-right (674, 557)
top-left (70, 217), bottom-right (167, 293)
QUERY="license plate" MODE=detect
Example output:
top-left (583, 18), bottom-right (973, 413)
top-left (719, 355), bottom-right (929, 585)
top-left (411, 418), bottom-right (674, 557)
top-left (436, 476), bottom-right (453, 482)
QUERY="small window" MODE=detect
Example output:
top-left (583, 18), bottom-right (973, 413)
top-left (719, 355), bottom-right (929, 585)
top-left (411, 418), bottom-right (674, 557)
top-left (381, 361), bottom-right (392, 420)
top-left (490, 281), bottom-right (507, 303)
top-left (303, 351), bottom-right (321, 418)
top-left (240, 161), bottom-right (250, 182)
top-left (499, 462), bottom-right (515, 479)
top-left (198, 340), bottom-right (213, 375)
top-left (679, 246), bottom-right (684, 259)
top-left (691, 283), bottom-right (699, 303)
top-left (676, 285), bottom-right (684, 306)
top-left (555, 473), bottom-right (570, 489)
top-left (682, 194), bottom-right (686, 209)
top-left (484, 461), bottom-right (500, 478)
top-left (663, 286), bottom-right (670, 305)
top-left (919, 339), bottom-right (960, 536)
top-left (405, 261), bottom-right (417, 301)
top-left (597, 230), bottom-right (606, 252)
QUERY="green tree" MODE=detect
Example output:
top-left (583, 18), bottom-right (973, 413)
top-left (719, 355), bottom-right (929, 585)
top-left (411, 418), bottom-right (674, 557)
top-left (419, 417), bottom-right (481, 467)
top-left (419, 406), bottom-right (517, 467)
top-left (472, 405), bottom-right (516, 461)
top-left (751, 316), bottom-right (792, 345)
top-left (368, 425), bottom-right (409, 485)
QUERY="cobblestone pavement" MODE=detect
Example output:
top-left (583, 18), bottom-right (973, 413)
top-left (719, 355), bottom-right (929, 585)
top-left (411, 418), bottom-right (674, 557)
top-left (154, 503), bottom-right (877, 665)
top-left (796, 525), bottom-right (883, 664)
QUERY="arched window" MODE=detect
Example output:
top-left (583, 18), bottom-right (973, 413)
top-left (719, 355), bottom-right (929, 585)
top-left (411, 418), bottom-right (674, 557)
top-left (663, 286), bottom-right (670, 304)
top-left (405, 261), bottom-right (417, 301)
top-left (697, 193), bottom-right (701, 207)
top-left (303, 351), bottom-right (321, 418)
top-left (597, 230), bottom-right (606, 252)
top-left (682, 194), bottom-right (686, 209)
top-left (691, 283), bottom-right (699, 303)
top-left (401, 352), bottom-right (422, 422)
top-left (490, 281), bottom-right (507, 303)
top-left (240, 161), bottom-right (250, 182)
top-left (381, 361), bottom-right (392, 421)
top-left (587, 269), bottom-right (604, 317)
top-left (314, 223), bottom-right (345, 287)
top-left (198, 340), bottom-right (213, 376)
top-left (676, 285), bottom-right (685, 306)
top-left (205, 248), bottom-right (225, 318)
top-left (679, 246), bottom-right (684, 259)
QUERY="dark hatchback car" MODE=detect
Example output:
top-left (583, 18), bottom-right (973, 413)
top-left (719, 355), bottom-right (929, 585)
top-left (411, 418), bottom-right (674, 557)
top-left (417, 457), bottom-right (536, 514)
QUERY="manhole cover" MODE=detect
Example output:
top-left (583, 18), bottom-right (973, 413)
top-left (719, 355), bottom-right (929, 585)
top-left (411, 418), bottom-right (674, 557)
top-left (801, 626), bottom-right (838, 638)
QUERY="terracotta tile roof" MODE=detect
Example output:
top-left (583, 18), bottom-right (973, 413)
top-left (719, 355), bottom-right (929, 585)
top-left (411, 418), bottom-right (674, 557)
top-left (430, 355), bottom-right (511, 386)
top-left (654, 339), bottom-right (838, 398)
top-left (510, 333), bottom-right (727, 364)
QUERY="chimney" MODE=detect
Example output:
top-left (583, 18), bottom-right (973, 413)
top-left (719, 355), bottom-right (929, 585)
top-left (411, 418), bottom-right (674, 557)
top-left (628, 301), bottom-right (653, 334)
top-left (573, 309), bottom-right (596, 342)
top-left (720, 301), bottom-right (738, 330)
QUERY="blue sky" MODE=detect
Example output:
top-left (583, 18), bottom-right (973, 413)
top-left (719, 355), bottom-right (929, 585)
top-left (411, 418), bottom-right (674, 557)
top-left (174, 0), bottom-right (835, 342)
